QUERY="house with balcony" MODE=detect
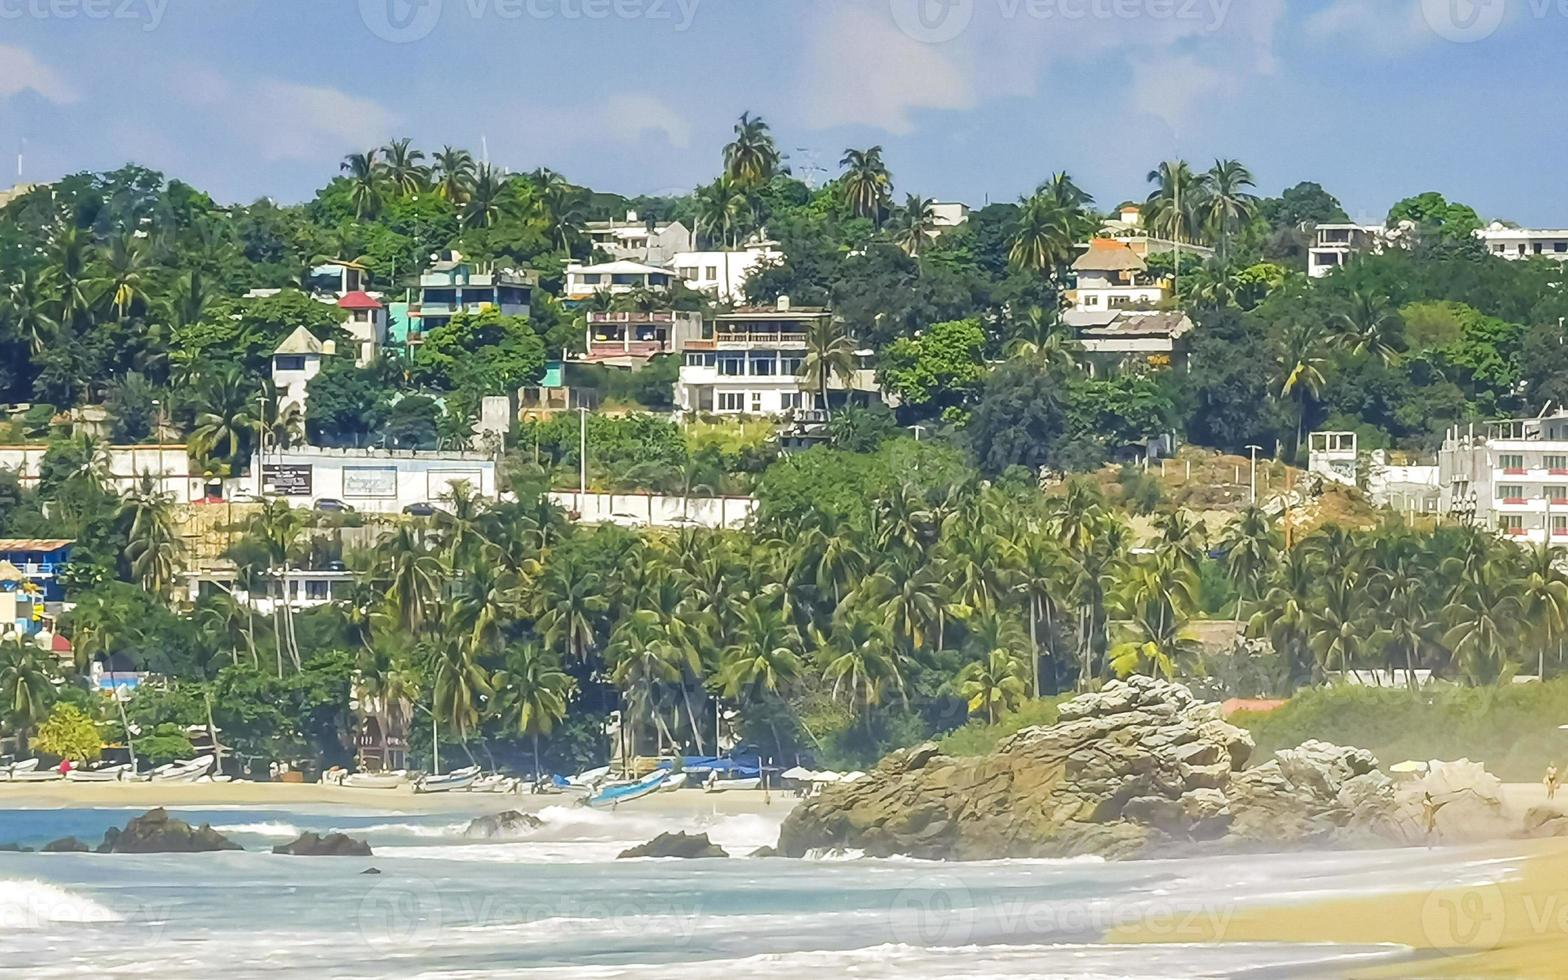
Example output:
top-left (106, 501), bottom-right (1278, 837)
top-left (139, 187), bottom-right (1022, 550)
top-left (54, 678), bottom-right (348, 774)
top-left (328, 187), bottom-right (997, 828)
top-left (337, 290), bottom-right (386, 365)
top-left (671, 245), bottom-right (781, 303)
top-left (675, 298), bottom-right (878, 417)
top-left (1063, 238), bottom-right (1194, 374)
top-left (1477, 222), bottom-right (1568, 261)
top-left (271, 327), bottom-right (334, 417)
top-left (1308, 223), bottom-right (1391, 278)
top-left (408, 253), bottom-right (536, 341)
top-left (1438, 413), bottom-right (1568, 543)
top-left (582, 310), bottom-right (703, 367)
top-left (563, 260), bottom-right (677, 301)
top-left (0, 539), bottom-right (70, 604)
top-left (585, 212), bottom-right (695, 265)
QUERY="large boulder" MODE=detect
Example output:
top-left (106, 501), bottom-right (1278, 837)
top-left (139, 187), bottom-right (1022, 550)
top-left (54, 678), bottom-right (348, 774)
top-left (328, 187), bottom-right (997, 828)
top-left (272, 832), bottom-right (373, 857)
top-left (98, 808), bottom-right (242, 854)
top-left (617, 831), bottom-right (728, 859)
top-left (462, 810), bottom-right (543, 840)
top-left (42, 836), bottom-right (91, 853)
top-left (777, 678), bottom-right (1409, 861)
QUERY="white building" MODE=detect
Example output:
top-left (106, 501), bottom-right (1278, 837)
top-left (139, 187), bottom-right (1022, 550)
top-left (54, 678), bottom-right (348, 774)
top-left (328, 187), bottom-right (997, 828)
top-left (1477, 222), bottom-right (1568, 261)
top-left (674, 299), bottom-right (877, 416)
top-left (930, 201), bottom-right (970, 229)
top-left (564, 260), bottom-right (677, 301)
top-left (271, 327), bottom-right (333, 417)
top-left (336, 291), bottom-right (386, 365)
top-left (1096, 205), bottom-right (1215, 261)
top-left (0, 444), bottom-right (206, 501)
top-left (1438, 413), bottom-right (1568, 544)
top-left (1064, 238), bottom-right (1193, 374)
top-left (1308, 223), bottom-right (1391, 278)
top-left (585, 213), bottom-right (695, 266)
top-left (1309, 431), bottom-right (1441, 515)
top-left (252, 446), bottom-right (498, 514)
top-left (582, 310), bottom-right (704, 367)
top-left (671, 245), bottom-right (781, 303)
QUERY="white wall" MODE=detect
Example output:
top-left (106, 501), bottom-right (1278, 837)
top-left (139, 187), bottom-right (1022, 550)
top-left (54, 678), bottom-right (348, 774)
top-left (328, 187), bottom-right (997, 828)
top-left (249, 448), bottom-right (497, 514)
top-left (671, 247), bottom-right (780, 302)
top-left (549, 491), bottom-right (756, 529)
top-left (0, 445), bottom-right (205, 502)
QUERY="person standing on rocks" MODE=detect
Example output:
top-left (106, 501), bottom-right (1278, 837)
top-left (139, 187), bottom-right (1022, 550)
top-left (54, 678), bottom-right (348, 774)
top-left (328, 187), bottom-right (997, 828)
top-left (1545, 764), bottom-right (1560, 801)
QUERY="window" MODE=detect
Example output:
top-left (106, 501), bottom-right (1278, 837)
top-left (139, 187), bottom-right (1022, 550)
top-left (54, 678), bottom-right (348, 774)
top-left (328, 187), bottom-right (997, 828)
top-left (580, 273), bottom-right (602, 285)
top-left (1499, 453), bottom-right (1525, 471)
top-left (1499, 485), bottom-right (1526, 501)
top-left (1536, 243), bottom-right (1545, 254)
top-left (780, 356), bottom-right (804, 376)
top-left (750, 354), bottom-right (776, 376)
top-left (750, 392), bottom-right (763, 413)
top-left (274, 355), bottom-right (306, 372)
top-left (1556, 243), bottom-right (1567, 254)
top-left (1547, 455), bottom-right (1568, 471)
top-left (718, 391), bottom-right (745, 412)
top-left (1550, 487), bottom-right (1568, 503)
top-left (684, 353), bottom-right (707, 367)
top-left (719, 356), bottom-right (745, 376)
top-left (677, 267), bottom-right (697, 279)
top-left (305, 580), bottom-right (329, 601)
top-left (780, 392), bottom-right (804, 411)
top-left (1084, 294), bottom-right (1101, 307)
top-left (1555, 516), bottom-right (1567, 536)
top-left (1501, 514), bottom-right (1525, 532)
top-left (705, 266), bottom-right (718, 280)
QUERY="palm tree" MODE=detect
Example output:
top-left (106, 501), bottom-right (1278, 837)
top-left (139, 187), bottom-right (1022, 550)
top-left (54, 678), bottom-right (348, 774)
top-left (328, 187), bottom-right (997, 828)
top-left (3, 268), bottom-right (58, 354)
top-left (1007, 190), bottom-right (1077, 273)
top-left (494, 643), bottom-right (573, 780)
top-left (1333, 289), bottom-right (1402, 365)
top-left (95, 232), bottom-right (153, 319)
top-left (1443, 561), bottom-right (1523, 684)
top-left (798, 317), bottom-right (857, 419)
top-left (719, 597), bottom-right (804, 704)
top-left (821, 614), bottom-right (903, 727)
top-left (1516, 544), bottom-right (1568, 681)
top-left (189, 368), bottom-right (261, 468)
top-left (1145, 159), bottom-right (1206, 245)
top-left (890, 194), bottom-right (938, 256)
top-left (530, 168), bottom-right (586, 254)
top-left (723, 111), bottom-right (779, 188)
top-left (1004, 305), bottom-right (1078, 368)
top-left (433, 146), bottom-right (477, 203)
top-left (0, 640), bottom-right (52, 751)
top-left (1220, 506), bottom-right (1278, 624)
top-left (957, 647), bottom-right (1029, 724)
top-left (839, 146), bottom-right (892, 225)
top-left (377, 526), bottom-right (446, 637)
top-left (341, 149), bottom-right (386, 219)
top-left (1307, 574), bottom-right (1370, 678)
top-left (1276, 321), bottom-right (1330, 455)
top-left (1201, 159), bottom-right (1257, 260)
top-left (463, 164), bottom-right (513, 229)
top-left (45, 223), bottom-right (92, 328)
top-left (119, 482), bottom-right (183, 600)
top-left (380, 138), bottom-right (428, 195)
top-left (535, 557), bottom-right (607, 665)
top-left (426, 635), bottom-right (493, 755)
top-left (1369, 554), bottom-right (1441, 690)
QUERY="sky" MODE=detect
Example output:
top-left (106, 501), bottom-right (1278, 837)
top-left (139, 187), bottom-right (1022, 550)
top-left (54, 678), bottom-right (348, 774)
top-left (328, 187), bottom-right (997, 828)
top-left (1, 0), bottom-right (1565, 223)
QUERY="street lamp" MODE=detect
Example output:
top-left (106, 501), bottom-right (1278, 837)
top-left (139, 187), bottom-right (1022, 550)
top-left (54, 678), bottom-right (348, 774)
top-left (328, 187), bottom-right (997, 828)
top-left (1246, 445), bottom-right (1263, 505)
top-left (577, 405), bottom-right (589, 516)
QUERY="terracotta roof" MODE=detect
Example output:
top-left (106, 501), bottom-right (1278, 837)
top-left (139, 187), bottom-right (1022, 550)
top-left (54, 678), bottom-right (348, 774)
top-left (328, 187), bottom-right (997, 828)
top-left (1066, 310), bottom-right (1194, 338)
top-left (1072, 238), bottom-right (1147, 273)
top-left (274, 326), bottom-right (324, 356)
top-left (0, 539), bottom-right (73, 552)
top-left (337, 290), bottom-right (382, 311)
top-left (51, 634), bottom-right (71, 653)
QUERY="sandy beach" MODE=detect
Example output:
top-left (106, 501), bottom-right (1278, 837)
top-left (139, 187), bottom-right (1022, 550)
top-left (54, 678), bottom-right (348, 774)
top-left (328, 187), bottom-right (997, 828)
top-left (0, 780), bottom-right (799, 818)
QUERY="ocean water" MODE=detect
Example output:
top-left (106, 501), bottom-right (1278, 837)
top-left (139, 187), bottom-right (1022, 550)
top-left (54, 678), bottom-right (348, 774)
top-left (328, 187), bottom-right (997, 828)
top-left (0, 802), bottom-right (1494, 978)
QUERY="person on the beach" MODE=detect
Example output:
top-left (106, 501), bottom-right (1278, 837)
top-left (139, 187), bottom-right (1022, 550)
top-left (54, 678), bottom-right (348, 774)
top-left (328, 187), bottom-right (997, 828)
top-left (1422, 792), bottom-right (1449, 841)
top-left (1546, 764), bottom-right (1560, 801)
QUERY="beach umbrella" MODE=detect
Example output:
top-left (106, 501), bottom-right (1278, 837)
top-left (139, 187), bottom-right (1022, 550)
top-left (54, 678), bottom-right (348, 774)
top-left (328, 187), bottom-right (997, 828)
top-left (1389, 760), bottom-right (1428, 774)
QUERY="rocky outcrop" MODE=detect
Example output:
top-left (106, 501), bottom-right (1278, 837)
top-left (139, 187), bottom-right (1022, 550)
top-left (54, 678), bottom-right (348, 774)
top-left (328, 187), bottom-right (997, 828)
top-left (617, 831), bottom-right (728, 859)
top-left (98, 808), bottom-right (242, 854)
top-left (272, 832), bottom-right (372, 857)
top-left (462, 810), bottom-right (543, 840)
top-left (777, 678), bottom-right (1409, 861)
top-left (42, 836), bottom-right (91, 853)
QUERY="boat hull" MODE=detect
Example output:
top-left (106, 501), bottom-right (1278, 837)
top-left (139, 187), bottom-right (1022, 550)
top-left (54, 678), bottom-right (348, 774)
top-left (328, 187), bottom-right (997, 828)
top-left (585, 770), bottom-right (668, 808)
top-left (414, 766), bottom-right (481, 793)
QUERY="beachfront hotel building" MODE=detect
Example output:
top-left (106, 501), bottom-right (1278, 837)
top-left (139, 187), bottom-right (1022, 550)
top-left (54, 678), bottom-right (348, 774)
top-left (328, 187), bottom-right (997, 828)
top-left (673, 298), bottom-right (878, 416)
top-left (1438, 412), bottom-right (1568, 544)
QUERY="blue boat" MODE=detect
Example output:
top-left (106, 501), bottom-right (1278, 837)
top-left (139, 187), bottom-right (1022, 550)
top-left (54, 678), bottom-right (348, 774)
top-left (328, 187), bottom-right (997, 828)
top-left (584, 769), bottom-right (669, 808)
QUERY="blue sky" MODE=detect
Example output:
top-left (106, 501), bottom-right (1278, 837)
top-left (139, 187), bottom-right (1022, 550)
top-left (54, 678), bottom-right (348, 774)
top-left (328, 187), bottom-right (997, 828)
top-left (1, 0), bottom-right (1564, 223)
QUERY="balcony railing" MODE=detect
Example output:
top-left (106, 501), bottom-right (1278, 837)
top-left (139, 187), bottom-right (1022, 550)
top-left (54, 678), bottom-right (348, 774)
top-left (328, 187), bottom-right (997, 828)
top-left (715, 330), bottom-right (807, 345)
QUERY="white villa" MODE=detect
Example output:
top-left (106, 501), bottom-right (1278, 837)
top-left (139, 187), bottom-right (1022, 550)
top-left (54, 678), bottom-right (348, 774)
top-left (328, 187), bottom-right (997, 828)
top-left (564, 260), bottom-right (678, 301)
top-left (1308, 223), bottom-right (1392, 278)
top-left (672, 244), bottom-right (781, 303)
top-left (1477, 222), bottom-right (1568, 260)
top-left (271, 327), bottom-right (333, 417)
top-left (1063, 238), bottom-right (1193, 374)
top-left (584, 212), bottom-right (695, 266)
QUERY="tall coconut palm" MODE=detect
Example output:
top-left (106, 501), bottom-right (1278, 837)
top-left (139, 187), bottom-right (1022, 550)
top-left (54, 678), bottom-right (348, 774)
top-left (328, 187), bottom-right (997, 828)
top-left (1307, 574), bottom-right (1370, 678)
top-left (1334, 289), bottom-right (1402, 365)
top-left (718, 597), bottom-right (804, 704)
top-left (377, 526), bottom-right (446, 637)
top-left (957, 646), bottom-right (1029, 724)
top-left (45, 223), bottom-right (92, 327)
top-left (1369, 555), bottom-right (1441, 690)
top-left (1443, 561), bottom-right (1523, 685)
top-left (535, 557), bottom-right (607, 665)
top-left (839, 146), bottom-right (892, 225)
top-left (0, 640), bottom-right (52, 751)
top-left (95, 232), bottom-right (153, 320)
top-left (1004, 305), bottom-right (1078, 369)
top-left (433, 146), bottom-right (477, 203)
top-left (426, 635), bottom-right (493, 756)
top-left (1516, 543), bottom-right (1568, 681)
top-left (797, 316), bottom-right (857, 419)
top-left (1007, 190), bottom-right (1076, 273)
top-left (380, 138), bottom-right (429, 195)
top-left (463, 164), bottom-right (513, 229)
top-left (340, 149), bottom-right (386, 219)
top-left (189, 368), bottom-right (261, 469)
top-left (890, 194), bottom-right (938, 256)
top-left (493, 642), bottom-right (574, 780)
top-left (119, 482), bottom-right (183, 600)
top-left (1276, 321), bottom-right (1330, 455)
top-left (530, 168), bottom-right (586, 254)
top-left (1144, 159), bottom-right (1205, 245)
top-left (1201, 158), bottom-right (1257, 260)
top-left (1219, 506), bottom-right (1279, 624)
top-left (2, 268), bottom-right (58, 354)
top-left (821, 614), bottom-right (903, 727)
top-left (723, 111), bottom-right (779, 188)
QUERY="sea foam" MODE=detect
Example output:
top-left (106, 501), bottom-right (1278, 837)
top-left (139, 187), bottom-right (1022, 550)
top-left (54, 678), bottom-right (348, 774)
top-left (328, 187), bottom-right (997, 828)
top-left (0, 879), bottom-right (122, 929)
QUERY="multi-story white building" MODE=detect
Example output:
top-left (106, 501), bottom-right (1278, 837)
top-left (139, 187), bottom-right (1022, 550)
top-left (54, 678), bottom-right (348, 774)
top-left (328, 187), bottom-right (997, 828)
top-left (1438, 413), bottom-right (1568, 544)
top-left (1063, 238), bottom-right (1193, 374)
top-left (674, 299), bottom-right (877, 416)
top-left (252, 446), bottom-right (498, 514)
top-left (584, 212), bottom-right (695, 266)
top-left (582, 310), bottom-right (703, 367)
top-left (671, 245), bottom-right (781, 303)
top-left (563, 260), bottom-right (677, 301)
top-left (336, 290), bottom-right (386, 365)
top-left (1308, 223), bottom-right (1392, 278)
top-left (1477, 222), bottom-right (1568, 260)
top-left (271, 327), bottom-right (333, 417)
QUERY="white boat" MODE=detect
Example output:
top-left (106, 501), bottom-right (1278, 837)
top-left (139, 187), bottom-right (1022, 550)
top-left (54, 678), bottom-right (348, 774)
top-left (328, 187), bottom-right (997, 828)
top-left (584, 769), bottom-right (668, 808)
top-left (341, 770), bottom-right (409, 790)
top-left (567, 765), bottom-right (610, 788)
top-left (2, 758), bottom-right (40, 779)
top-left (7, 768), bottom-right (62, 782)
top-left (66, 764), bottom-right (132, 782)
top-left (413, 765), bottom-right (481, 793)
top-left (150, 755), bottom-right (216, 783)
top-left (658, 772), bottom-right (688, 792)
top-left (703, 775), bottom-right (762, 793)
top-left (470, 774), bottom-right (520, 793)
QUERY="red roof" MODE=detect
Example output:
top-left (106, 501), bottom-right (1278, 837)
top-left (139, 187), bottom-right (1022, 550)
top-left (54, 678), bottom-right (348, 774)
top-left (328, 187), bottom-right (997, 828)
top-left (51, 634), bottom-right (71, 653)
top-left (337, 291), bottom-right (382, 311)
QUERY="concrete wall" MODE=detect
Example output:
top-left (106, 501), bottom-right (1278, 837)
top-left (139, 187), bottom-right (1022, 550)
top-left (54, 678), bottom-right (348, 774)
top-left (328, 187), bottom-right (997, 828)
top-left (249, 448), bottom-right (497, 514)
top-left (0, 444), bottom-right (206, 501)
top-left (548, 491), bottom-right (756, 529)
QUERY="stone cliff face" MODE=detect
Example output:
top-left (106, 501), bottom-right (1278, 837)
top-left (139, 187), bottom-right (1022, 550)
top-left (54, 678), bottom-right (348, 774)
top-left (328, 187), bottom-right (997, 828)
top-left (778, 677), bottom-right (1405, 860)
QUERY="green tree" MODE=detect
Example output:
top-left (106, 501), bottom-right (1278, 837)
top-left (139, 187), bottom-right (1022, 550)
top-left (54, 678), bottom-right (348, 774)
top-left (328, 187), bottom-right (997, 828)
top-left (33, 702), bottom-right (102, 762)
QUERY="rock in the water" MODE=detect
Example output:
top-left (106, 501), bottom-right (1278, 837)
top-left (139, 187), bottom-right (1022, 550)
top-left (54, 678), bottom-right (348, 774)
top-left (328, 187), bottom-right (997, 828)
top-left (777, 678), bottom-right (1411, 861)
top-left (0, 842), bottom-right (32, 852)
top-left (462, 810), bottom-right (543, 839)
top-left (42, 836), bottom-right (91, 853)
top-left (98, 808), bottom-right (242, 854)
top-left (748, 845), bottom-right (780, 858)
top-left (360, 867), bottom-right (383, 875)
top-left (272, 832), bottom-right (373, 857)
top-left (617, 831), bottom-right (728, 859)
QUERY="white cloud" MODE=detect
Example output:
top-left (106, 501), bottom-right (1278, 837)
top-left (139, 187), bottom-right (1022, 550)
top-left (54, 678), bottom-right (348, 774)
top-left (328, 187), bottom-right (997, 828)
top-left (0, 44), bottom-right (78, 103)
top-left (244, 81), bottom-right (400, 161)
top-left (795, 4), bottom-right (974, 133)
top-left (1127, 54), bottom-right (1227, 133)
top-left (1303, 0), bottom-right (1432, 54)
top-left (597, 94), bottom-right (692, 148)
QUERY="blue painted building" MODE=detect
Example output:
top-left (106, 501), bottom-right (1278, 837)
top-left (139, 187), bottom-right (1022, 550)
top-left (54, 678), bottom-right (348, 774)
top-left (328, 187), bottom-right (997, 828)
top-left (0, 539), bottom-right (72, 603)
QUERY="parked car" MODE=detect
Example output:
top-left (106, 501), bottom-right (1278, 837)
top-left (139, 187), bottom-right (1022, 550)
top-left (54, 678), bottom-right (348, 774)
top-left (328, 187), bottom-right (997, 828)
top-left (313, 498), bottom-right (354, 513)
top-left (402, 502), bottom-right (438, 517)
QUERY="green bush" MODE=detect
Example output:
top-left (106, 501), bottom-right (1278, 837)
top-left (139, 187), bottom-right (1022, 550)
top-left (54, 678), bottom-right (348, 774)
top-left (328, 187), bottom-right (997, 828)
top-left (937, 697), bottom-right (1067, 757)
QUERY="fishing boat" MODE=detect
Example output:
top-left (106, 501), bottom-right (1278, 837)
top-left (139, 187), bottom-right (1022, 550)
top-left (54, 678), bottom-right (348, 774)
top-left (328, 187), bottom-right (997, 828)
top-left (2, 758), bottom-right (39, 777)
top-left (150, 755), bottom-right (216, 783)
top-left (703, 773), bottom-right (762, 792)
top-left (584, 769), bottom-right (668, 808)
top-left (657, 771), bottom-right (688, 792)
top-left (470, 774), bottom-right (521, 793)
top-left (7, 768), bottom-right (62, 783)
top-left (66, 763), bottom-right (132, 782)
top-left (341, 770), bottom-right (409, 789)
top-left (567, 765), bottom-right (610, 788)
top-left (413, 765), bottom-right (481, 793)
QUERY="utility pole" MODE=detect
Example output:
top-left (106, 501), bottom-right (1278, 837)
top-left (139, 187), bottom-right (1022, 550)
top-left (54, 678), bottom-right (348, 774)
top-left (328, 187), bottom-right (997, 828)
top-left (1247, 445), bottom-right (1263, 505)
top-left (578, 406), bottom-right (589, 515)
